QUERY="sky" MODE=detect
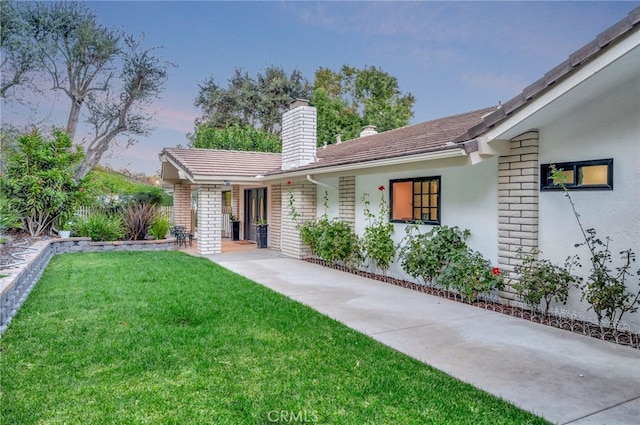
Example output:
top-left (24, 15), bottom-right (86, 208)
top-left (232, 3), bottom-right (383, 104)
top-left (2, 1), bottom-right (638, 176)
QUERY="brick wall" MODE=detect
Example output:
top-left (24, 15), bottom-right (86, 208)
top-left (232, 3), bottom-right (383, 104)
top-left (497, 131), bottom-right (540, 301)
top-left (339, 176), bottom-right (356, 230)
top-left (281, 104), bottom-right (317, 171)
top-left (173, 183), bottom-right (192, 230)
top-left (270, 184), bottom-right (282, 250)
top-left (197, 185), bottom-right (222, 255)
top-left (280, 181), bottom-right (316, 258)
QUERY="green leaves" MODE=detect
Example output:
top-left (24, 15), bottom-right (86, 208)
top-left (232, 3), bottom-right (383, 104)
top-left (190, 123), bottom-right (281, 153)
top-left (0, 129), bottom-right (88, 236)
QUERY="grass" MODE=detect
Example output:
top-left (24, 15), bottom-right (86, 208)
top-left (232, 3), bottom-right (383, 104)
top-left (0, 251), bottom-right (550, 424)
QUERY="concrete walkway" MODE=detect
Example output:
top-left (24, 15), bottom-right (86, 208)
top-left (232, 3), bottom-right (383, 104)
top-left (204, 249), bottom-right (640, 425)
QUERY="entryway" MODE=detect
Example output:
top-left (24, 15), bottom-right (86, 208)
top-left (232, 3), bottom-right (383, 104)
top-left (244, 188), bottom-right (267, 243)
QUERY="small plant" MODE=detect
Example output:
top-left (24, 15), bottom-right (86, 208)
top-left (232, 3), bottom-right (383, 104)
top-left (229, 213), bottom-right (238, 222)
top-left (256, 218), bottom-right (268, 226)
top-left (123, 203), bottom-right (158, 241)
top-left (361, 186), bottom-right (395, 275)
top-left (55, 211), bottom-right (75, 231)
top-left (298, 191), bottom-right (361, 268)
top-left (551, 166), bottom-right (640, 329)
top-left (149, 215), bottom-right (171, 240)
top-left (73, 213), bottom-right (125, 242)
top-left (399, 225), bottom-right (470, 285)
top-left (437, 249), bottom-right (504, 302)
top-left (0, 195), bottom-right (22, 236)
top-left (512, 248), bottom-right (581, 315)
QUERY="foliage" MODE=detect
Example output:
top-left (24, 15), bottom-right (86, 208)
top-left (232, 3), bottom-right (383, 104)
top-left (312, 65), bottom-right (415, 145)
top-left (122, 203), bottom-right (158, 241)
top-left (87, 166), bottom-right (172, 206)
top-left (398, 225), bottom-right (470, 285)
top-left (437, 249), bottom-right (504, 302)
top-left (149, 214), bottom-right (170, 240)
top-left (0, 194), bottom-right (23, 235)
top-left (551, 166), bottom-right (640, 329)
top-left (512, 248), bottom-right (581, 315)
top-left (72, 212), bottom-right (124, 242)
top-left (295, 191), bottom-right (361, 268)
top-left (0, 129), bottom-right (88, 236)
top-left (361, 187), bottom-right (395, 275)
top-left (1, 251), bottom-right (548, 424)
top-left (194, 66), bottom-right (310, 136)
top-left (189, 123), bottom-right (281, 153)
top-left (2, 1), bottom-right (170, 179)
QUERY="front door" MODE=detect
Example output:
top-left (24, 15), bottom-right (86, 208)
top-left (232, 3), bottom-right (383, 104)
top-left (245, 188), bottom-right (267, 242)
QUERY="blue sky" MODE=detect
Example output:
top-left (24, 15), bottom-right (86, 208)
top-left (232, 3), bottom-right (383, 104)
top-left (3, 1), bottom-right (638, 175)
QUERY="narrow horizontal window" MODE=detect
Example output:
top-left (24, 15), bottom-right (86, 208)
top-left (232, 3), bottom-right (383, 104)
top-left (390, 176), bottom-right (441, 224)
top-left (540, 158), bottom-right (613, 191)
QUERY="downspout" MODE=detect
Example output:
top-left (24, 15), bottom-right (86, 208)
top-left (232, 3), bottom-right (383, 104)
top-left (306, 174), bottom-right (338, 190)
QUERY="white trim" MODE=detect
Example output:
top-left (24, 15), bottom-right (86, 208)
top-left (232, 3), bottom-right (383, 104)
top-left (483, 30), bottom-right (640, 142)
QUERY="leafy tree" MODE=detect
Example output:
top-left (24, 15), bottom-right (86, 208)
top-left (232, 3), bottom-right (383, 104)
top-left (1, 1), bottom-right (171, 179)
top-left (0, 0), bottom-right (41, 99)
top-left (0, 129), bottom-right (89, 236)
top-left (189, 123), bottom-right (281, 153)
top-left (194, 66), bottom-right (311, 138)
top-left (312, 65), bottom-right (415, 145)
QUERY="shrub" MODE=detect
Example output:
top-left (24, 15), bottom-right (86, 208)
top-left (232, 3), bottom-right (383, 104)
top-left (149, 215), bottom-right (171, 240)
top-left (73, 213), bottom-right (124, 242)
top-left (300, 216), bottom-right (361, 268)
top-left (0, 129), bottom-right (89, 236)
top-left (123, 203), bottom-right (158, 240)
top-left (512, 248), bottom-right (581, 315)
top-left (0, 194), bottom-right (22, 236)
top-left (399, 225), bottom-right (470, 285)
top-left (437, 249), bottom-right (504, 302)
top-left (551, 166), bottom-right (640, 329)
top-left (361, 187), bottom-right (395, 275)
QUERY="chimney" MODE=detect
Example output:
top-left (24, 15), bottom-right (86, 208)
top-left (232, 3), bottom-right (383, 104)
top-left (360, 125), bottom-right (377, 137)
top-left (281, 99), bottom-right (317, 171)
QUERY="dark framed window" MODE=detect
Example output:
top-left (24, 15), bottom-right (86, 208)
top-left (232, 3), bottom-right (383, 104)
top-left (540, 158), bottom-right (613, 191)
top-left (390, 176), bottom-right (441, 224)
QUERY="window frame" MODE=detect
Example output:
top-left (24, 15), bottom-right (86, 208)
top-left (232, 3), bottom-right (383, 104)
top-left (389, 176), bottom-right (441, 225)
top-left (540, 158), bottom-right (613, 191)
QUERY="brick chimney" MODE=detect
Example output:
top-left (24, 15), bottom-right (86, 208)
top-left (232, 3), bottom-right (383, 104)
top-left (281, 99), bottom-right (317, 171)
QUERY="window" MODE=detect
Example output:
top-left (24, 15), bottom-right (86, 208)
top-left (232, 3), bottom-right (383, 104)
top-left (540, 158), bottom-right (613, 191)
top-left (390, 176), bottom-right (441, 224)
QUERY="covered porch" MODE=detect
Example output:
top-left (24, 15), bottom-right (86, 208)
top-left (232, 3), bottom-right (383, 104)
top-left (159, 148), bottom-right (283, 255)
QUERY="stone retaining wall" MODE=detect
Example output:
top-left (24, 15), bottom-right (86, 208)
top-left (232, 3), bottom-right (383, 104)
top-left (0, 237), bottom-right (177, 334)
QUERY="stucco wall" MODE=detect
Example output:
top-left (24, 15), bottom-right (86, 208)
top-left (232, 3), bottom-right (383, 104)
top-left (538, 75), bottom-right (640, 327)
top-left (349, 158), bottom-right (499, 280)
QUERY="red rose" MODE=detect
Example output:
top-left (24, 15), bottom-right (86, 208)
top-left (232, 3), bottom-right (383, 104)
top-left (378, 185), bottom-right (385, 191)
top-left (492, 267), bottom-right (501, 276)
top-left (287, 180), bottom-right (291, 185)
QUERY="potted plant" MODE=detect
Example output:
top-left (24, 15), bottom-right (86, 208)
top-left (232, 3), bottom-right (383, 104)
top-left (256, 218), bottom-right (268, 248)
top-left (229, 213), bottom-right (241, 241)
top-left (56, 213), bottom-right (73, 238)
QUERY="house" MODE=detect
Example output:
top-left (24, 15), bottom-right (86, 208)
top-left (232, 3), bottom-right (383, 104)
top-left (160, 8), bottom-right (639, 327)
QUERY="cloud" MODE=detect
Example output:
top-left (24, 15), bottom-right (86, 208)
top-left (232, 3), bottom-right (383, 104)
top-left (149, 105), bottom-right (198, 134)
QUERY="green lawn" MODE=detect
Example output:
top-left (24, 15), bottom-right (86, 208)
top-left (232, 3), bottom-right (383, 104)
top-left (0, 251), bottom-right (549, 424)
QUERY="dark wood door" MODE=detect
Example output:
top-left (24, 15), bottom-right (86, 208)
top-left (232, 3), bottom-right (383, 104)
top-left (245, 188), bottom-right (267, 242)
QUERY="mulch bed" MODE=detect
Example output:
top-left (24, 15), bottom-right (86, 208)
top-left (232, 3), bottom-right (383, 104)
top-left (0, 230), bottom-right (41, 269)
top-left (303, 257), bottom-right (640, 350)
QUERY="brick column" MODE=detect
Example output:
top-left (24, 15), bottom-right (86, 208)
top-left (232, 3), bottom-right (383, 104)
top-left (497, 131), bottom-right (539, 301)
top-left (339, 176), bottom-right (356, 230)
top-left (280, 181), bottom-right (316, 258)
top-left (197, 185), bottom-right (222, 255)
top-left (173, 183), bottom-right (192, 230)
top-left (270, 184), bottom-right (282, 250)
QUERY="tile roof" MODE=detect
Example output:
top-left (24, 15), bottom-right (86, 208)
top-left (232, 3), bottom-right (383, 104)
top-left (267, 106), bottom-right (497, 175)
top-left (161, 148), bottom-right (282, 179)
top-left (453, 6), bottom-right (640, 143)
